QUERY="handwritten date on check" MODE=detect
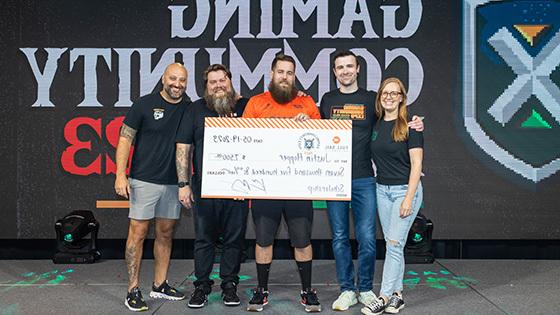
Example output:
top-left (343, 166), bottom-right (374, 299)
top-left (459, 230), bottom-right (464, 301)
top-left (201, 118), bottom-right (352, 200)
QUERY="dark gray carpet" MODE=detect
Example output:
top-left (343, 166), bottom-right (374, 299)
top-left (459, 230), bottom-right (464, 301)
top-left (1, 259), bottom-right (558, 314)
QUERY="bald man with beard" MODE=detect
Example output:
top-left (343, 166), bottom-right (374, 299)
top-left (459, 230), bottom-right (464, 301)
top-left (175, 64), bottom-right (249, 309)
top-left (115, 63), bottom-right (189, 312)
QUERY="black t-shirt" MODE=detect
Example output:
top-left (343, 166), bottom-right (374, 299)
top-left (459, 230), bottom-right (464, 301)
top-left (370, 118), bottom-right (423, 185)
top-left (175, 98), bottom-right (248, 187)
top-left (320, 88), bottom-right (377, 179)
top-left (123, 92), bottom-right (189, 185)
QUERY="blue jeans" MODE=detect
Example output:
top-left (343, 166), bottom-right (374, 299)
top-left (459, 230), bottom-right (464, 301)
top-left (327, 177), bottom-right (377, 292)
top-left (377, 182), bottom-right (423, 297)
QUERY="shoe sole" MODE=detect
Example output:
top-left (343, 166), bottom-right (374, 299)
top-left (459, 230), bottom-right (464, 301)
top-left (187, 302), bottom-right (206, 308)
top-left (304, 305), bottom-right (322, 312)
top-left (149, 291), bottom-right (185, 301)
top-left (224, 300), bottom-right (241, 306)
top-left (385, 304), bottom-right (405, 314)
top-left (360, 306), bottom-right (384, 315)
top-left (332, 299), bottom-right (357, 311)
top-left (124, 299), bottom-right (148, 312)
top-left (301, 301), bottom-right (322, 313)
top-left (247, 304), bottom-right (264, 312)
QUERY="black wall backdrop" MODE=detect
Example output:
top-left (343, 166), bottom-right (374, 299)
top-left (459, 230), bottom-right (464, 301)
top-left (3, 0), bottom-right (560, 240)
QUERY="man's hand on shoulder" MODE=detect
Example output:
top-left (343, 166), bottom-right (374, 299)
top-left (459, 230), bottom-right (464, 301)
top-left (408, 115), bottom-right (425, 131)
top-left (296, 90), bottom-right (308, 97)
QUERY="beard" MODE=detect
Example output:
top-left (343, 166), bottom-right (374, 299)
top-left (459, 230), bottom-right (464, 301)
top-left (164, 85), bottom-right (184, 100)
top-left (268, 79), bottom-right (298, 104)
top-left (204, 87), bottom-right (236, 116)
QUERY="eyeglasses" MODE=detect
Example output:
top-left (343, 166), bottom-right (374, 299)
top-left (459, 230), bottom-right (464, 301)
top-left (381, 91), bottom-right (402, 99)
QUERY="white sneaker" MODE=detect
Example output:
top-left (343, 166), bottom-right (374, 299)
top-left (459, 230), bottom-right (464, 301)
top-left (332, 290), bottom-right (358, 311)
top-left (358, 290), bottom-right (377, 305)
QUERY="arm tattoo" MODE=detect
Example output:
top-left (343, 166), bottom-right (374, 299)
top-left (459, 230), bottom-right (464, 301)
top-left (176, 145), bottom-right (189, 182)
top-left (120, 124), bottom-right (137, 142)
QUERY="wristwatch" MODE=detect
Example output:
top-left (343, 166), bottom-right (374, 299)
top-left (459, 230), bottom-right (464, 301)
top-left (178, 181), bottom-right (189, 188)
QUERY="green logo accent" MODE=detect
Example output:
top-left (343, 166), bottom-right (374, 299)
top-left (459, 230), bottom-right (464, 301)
top-left (521, 109), bottom-right (552, 129)
top-left (412, 233), bottom-right (423, 242)
top-left (370, 131), bottom-right (378, 141)
top-left (313, 200), bottom-right (354, 209)
top-left (312, 200), bottom-right (327, 209)
top-left (404, 269), bottom-right (478, 290)
top-left (64, 234), bottom-right (73, 242)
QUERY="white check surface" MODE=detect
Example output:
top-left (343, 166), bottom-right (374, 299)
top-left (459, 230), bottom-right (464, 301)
top-left (201, 118), bottom-right (352, 200)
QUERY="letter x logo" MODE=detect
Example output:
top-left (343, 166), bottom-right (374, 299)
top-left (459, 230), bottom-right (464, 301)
top-left (487, 27), bottom-right (560, 125)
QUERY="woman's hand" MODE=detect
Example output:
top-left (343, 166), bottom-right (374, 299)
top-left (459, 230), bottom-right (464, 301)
top-left (400, 196), bottom-right (413, 218)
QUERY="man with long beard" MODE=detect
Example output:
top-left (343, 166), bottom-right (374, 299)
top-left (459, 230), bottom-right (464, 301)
top-left (115, 63), bottom-right (189, 312)
top-left (175, 64), bottom-right (249, 308)
top-left (242, 54), bottom-right (322, 312)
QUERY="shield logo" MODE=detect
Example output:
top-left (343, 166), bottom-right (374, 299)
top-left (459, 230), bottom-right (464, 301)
top-left (463, 0), bottom-right (560, 182)
top-left (298, 133), bottom-right (320, 151)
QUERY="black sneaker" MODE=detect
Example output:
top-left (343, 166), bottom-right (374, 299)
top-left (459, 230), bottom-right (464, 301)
top-left (222, 284), bottom-right (241, 306)
top-left (149, 280), bottom-right (185, 301)
top-left (360, 297), bottom-right (386, 315)
top-left (385, 293), bottom-right (405, 314)
top-left (124, 287), bottom-right (148, 312)
top-left (246, 287), bottom-right (269, 312)
top-left (300, 288), bottom-right (321, 312)
top-left (187, 286), bottom-right (209, 308)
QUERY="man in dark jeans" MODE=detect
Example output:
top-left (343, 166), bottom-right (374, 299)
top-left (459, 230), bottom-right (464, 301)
top-left (175, 64), bottom-right (249, 308)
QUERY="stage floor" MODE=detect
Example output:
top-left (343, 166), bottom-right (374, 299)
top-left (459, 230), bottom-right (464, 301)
top-left (0, 259), bottom-right (559, 314)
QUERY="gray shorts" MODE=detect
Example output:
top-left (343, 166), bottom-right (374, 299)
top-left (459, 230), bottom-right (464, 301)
top-left (128, 178), bottom-right (181, 220)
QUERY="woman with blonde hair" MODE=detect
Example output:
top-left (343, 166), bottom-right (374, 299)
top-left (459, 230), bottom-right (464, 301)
top-left (362, 77), bottom-right (424, 315)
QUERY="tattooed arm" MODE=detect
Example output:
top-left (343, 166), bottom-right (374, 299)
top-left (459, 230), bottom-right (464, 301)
top-left (176, 143), bottom-right (194, 208)
top-left (115, 123), bottom-right (137, 199)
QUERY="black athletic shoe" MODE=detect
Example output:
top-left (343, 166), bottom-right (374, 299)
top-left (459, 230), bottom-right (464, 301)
top-left (187, 286), bottom-right (209, 308)
top-left (385, 293), bottom-right (405, 314)
top-left (361, 297), bottom-right (387, 315)
top-left (124, 287), bottom-right (148, 312)
top-left (222, 284), bottom-right (241, 306)
top-left (247, 287), bottom-right (269, 312)
top-left (149, 280), bottom-right (185, 300)
top-left (300, 288), bottom-right (321, 312)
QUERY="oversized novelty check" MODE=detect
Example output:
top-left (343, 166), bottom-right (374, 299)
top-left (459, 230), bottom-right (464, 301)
top-left (201, 118), bottom-right (352, 200)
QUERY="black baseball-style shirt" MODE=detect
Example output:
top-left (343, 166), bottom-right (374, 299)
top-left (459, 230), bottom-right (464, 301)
top-left (370, 118), bottom-right (424, 185)
top-left (320, 88), bottom-right (377, 179)
top-left (175, 98), bottom-right (248, 187)
top-left (123, 92), bottom-right (190, 185)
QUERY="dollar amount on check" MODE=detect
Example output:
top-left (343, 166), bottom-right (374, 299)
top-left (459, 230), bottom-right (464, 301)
top-left (201, 118), bottom-right (352, 200)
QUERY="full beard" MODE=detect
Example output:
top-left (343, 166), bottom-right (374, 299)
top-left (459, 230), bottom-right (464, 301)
top-left (268, 80), bottom-right (298, 104)
top-left (204, 88), bottom-right (236, 116)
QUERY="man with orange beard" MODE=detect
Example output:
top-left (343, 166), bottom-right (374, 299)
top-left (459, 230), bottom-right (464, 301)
top-left (243, 54), bottom-right (322, 313)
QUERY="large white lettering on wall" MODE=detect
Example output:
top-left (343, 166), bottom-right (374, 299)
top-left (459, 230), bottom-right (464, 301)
top-left (21, 0), bottom-right (425, 107)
